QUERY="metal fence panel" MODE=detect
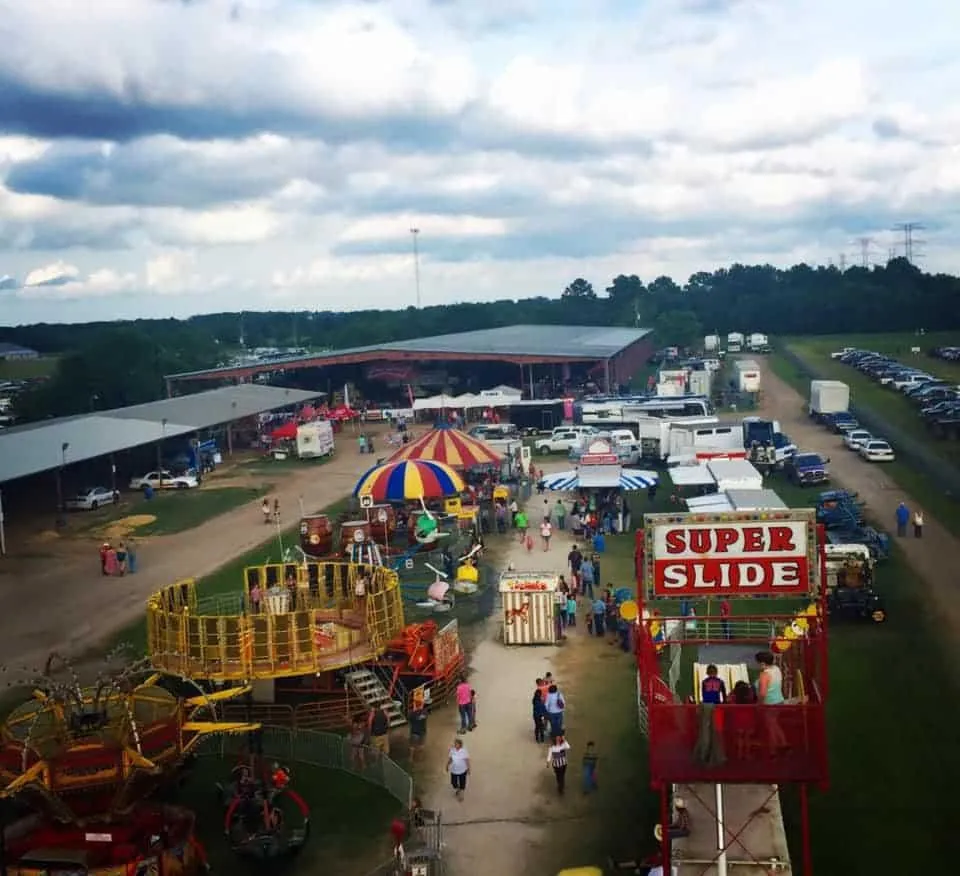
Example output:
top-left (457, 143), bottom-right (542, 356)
top-left (193, 727), bottom-right (412, 807)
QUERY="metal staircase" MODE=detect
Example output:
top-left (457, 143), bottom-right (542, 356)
top-left (344, 668), bottom-right (407, 728)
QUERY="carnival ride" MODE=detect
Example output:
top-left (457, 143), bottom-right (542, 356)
top-left (634, 510), bottom-right (830, 875)
top-left (0, 651), bottom-right (261, 875)
top-left (218, 760), bottom-right (310, 860)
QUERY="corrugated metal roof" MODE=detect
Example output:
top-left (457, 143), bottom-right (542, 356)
top-left (0, 385), bottom-right (321, 484)
top-left (166, 324), bottom-right (653, 380)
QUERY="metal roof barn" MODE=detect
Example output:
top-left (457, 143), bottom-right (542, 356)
top-left (0, 385), bottom-right (321, 484)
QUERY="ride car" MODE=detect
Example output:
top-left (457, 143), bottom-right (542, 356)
top-left (129, 470), bottom-right (199, 490)
top-left (859, 440), bottom-right (895, 463)
top-left (64, 486), bottom-right (117, 511)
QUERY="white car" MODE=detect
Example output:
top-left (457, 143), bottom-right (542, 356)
top-left (64, 486), bottom-right (117, 511)
top-left (859, 440), bottom-right (895, 462)
top-left (843, 430), bottom-right (872, 451)
top-left (129, 470), bottom-right (199, 490)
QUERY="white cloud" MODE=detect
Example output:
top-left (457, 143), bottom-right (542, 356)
top-left (0, 0), bottom-right (958, 323)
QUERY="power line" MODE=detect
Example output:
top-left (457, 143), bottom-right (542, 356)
top-left (892, 222), bottom-right (925, 263)
top-left (854, 236), bottom-right (874, 268)
top-left (410, 227), bottom-right (421, 308)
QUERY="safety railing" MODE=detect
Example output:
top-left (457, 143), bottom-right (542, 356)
top-left (195, 725), bottom-right (413, 809)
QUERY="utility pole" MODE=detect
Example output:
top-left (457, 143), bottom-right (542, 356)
top-left (410, 227), bottom-right (421, 308)
top-left (892, 222), bottom-right (925, 263)
top-left (855, 237), bottom-right (873, 268)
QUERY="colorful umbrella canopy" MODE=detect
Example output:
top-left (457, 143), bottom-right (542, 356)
top-left (387, 424), bottom-right (502, 469)
top-left (353, 459), bottom-right (465, 502)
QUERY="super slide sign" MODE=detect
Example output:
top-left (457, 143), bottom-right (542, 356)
top-left (644, 511), bottom-right (817, 597)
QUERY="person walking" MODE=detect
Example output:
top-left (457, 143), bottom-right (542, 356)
top-left (446, 737), bottom-right (470, 801)
top-left (580, 554), bottom-right (595, 599)
top-left (756, 651), bottom-right (788, 755)
top-left (546, 734), bottom-right (571, 795)
top-left (273, 498), bottom-right (281, 526)
top-left (895, 501), bottom-right (909, 537)
top-left (581, 740), bottom-right (599, 793)
top-left (540, 518), bottom-right (553, 551)
top-left (368, 705), bottom-right (392, 758)
top-left (913, 509), bottom-right (924, 538)
top-left (567, 544), bottom-right (583, 591)
top-left (407, 692), bottom-right (428, 764)
top-left (532, 679), bottom-right (548, 743)
top-left (455, 678), bottom-right (474, 733)
top-left (553, 586), bottom-right (566, 640)
top-left (719, 598), bottom-right (731, 640)
top-left (554, 499), bottom-right (566, 531)
top-left (515, 508), bottom-right (529, 544)
top-left (544, 684), bottom-right (566, 737)
top-left (261, 497), bottom-right (271, 525)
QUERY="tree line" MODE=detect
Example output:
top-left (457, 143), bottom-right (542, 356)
top-left (3, 257), bottom-right (957, 422)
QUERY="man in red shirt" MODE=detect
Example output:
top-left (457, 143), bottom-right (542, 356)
top-left (720, 599), bottom-right (732, 640)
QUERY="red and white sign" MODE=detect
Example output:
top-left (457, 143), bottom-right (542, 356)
top-left (650, 520), bottom-right (810, 596)
top-left (499, 573), bottom-right (560, 593)
top-left (581, 439), bottom-right (618, 465)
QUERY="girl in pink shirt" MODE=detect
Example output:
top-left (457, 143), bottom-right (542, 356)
top-left (456, 679), bottom-right (475, 733)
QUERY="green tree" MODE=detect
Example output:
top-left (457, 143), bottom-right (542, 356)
top-left (654, 309), bottom-right (702, 348)
top-left (562, 277), bottom-right (596, 299)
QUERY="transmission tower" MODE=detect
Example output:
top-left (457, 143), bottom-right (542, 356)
top-left (855, 237), bottom-right (873, 268)
top-left (892, 222), bottom-right (925, 263)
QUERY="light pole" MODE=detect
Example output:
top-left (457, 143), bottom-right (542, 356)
top-left (56, 441), bottom-right (69, 524)
top-left (157, 418), bottom-right (168, 471)
top-left (410, 227), bottom-right (421, 308)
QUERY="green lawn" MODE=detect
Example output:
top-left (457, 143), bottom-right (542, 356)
top-left (78, 485), bottom-right (271, 537)
top-left (769, 352), bottom-right (960, 537)
top-left (0, 356), bottom-right (59, 380)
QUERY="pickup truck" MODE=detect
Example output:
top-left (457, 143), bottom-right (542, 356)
top-left (535, 429), bottom-right (590, 454)
top-left (784, 452), bottom-right (830, 487)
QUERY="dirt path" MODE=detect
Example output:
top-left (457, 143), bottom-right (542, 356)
top-left (0, 443), bottom-right (383, 674)
top-left (756, 358), bottom-right (960, 658)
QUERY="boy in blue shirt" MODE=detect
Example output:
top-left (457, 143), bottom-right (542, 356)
top-left (701, 664), bottom-right (727, 704)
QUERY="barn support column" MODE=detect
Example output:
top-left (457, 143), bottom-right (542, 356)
top-left (528, 364), bottom-right (535, 398)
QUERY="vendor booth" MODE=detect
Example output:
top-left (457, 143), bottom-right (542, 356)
top-left (500, 571), bottom-right (560, 645)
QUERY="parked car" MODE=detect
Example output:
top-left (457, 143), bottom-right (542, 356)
top-left (129, 470), bottom-right (199, 490)
top-left (843, 430), bottom-right (872, 451)
top-left (833, 418), bottom-right (860, 434)
top-left (64, 486), bottom-right (117, 511)
top-left (784, 452), bottom-right (830, 486)
top-left (859, 440), bottom-right (895, 462)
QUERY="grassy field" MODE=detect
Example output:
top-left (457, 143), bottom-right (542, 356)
top-left (769, 352), bottom-right (960, 537)
top-left (77, 485), bottom-right (272, 537)
top-left (0, 356), bottom-right (58, 380)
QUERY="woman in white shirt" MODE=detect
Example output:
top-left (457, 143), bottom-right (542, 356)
top-left (546, 734), bottom-right (571, 795)
top-left (446, 737), bottom-right (470, 800)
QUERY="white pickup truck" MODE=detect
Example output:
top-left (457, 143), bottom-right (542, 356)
top-left (129, 470), bottom-right (199, 490)
top-left (535, 426), bottom-right (597, 454)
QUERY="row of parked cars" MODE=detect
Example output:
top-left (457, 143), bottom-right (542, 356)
top-left (929, 346), bottom-right (960, 362)
top-left (832, 347), bottom-right (960, 435)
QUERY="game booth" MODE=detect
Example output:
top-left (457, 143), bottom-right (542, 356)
top-left (633, 509), bottom-right (830, 875)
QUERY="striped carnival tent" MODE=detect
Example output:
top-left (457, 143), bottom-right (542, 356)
top-left (353, 459), bottom-right (465, 502)
top-left (541, 469), bottom-right (659, 491)
top-left (387, 423), bottom-right (502, 469)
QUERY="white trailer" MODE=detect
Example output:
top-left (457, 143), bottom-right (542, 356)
top-left (687, 369), bottom-right (712, 398)
top-left (733, 359), bottom-right (761, 393)
top-left (809, 380), bottom-right (850, 417)
top-left (704, 334), bottom-right (720, 353)
top-left (296, 420), bottom-right (335, 459)
top-left (747, 332), bottom-right (770, 352)
top-left (726, 332), bottom-right (744, 353)
top-left (665, 423), bottom-right (745, 462)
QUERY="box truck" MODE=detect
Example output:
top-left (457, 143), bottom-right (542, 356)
top-left (734, 359), bottom-right (761, 393)
top-left (704, 334), bottom-right (720, 353)
top-left (747, 333), bottom-right (770, 352)
top-left (296, 420), bottom-right (335, 459)
top-left (809, 380), bottom-right (850, 419)
top-left (727, 332), bottom-right (744, 353)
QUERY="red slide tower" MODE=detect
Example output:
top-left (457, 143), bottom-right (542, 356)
top-left (634, 508), bottom-right (829, 874)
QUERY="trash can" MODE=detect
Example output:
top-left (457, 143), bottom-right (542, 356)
top-left (143, 484), bottom-right (155, 501)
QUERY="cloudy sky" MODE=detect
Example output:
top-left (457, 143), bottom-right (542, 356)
top-left (0, 0), bottom-right (958, 324)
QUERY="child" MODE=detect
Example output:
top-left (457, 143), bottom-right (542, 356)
top-left (729, 680), bottom-right (757, 760)
top-left (582, 740), bottom-right (599, 793)
top-left (701, 665), bottom-right (727, 704)
top-left (566, 593), bottom-right (577, 628)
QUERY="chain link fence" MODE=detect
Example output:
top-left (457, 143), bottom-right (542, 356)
top-left (777, 347), bottom-right (960, 501)
top-left (195, 725), bottom-right (414, 809)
